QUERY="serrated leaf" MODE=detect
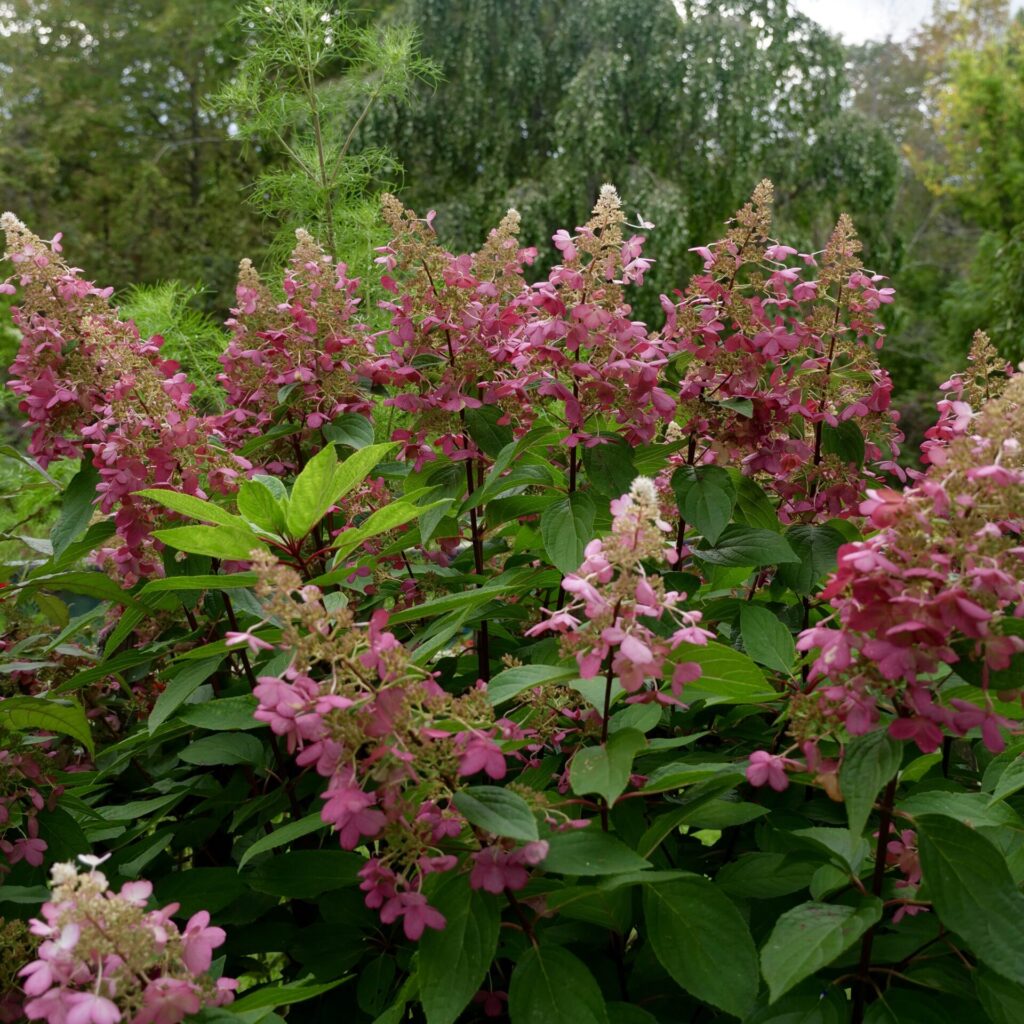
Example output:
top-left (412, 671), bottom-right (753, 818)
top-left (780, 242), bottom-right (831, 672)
top-left (138, 573), bottom-right (258, 595)
top-left (14, 570), bottom-right (141, 608)
top-left (51, 462), bottom-right (100, 557)
top-left (33, 593), bottom-right (69, 628)
top-left (102, 604), bottom-right (147, 656)
top-left (606, 1003), bottom-right (659, 1024)
top-left (0, 885), bottom-right (49, 906)
top-left (900, 791), bottom-right (1022, 830)
top-left (418, 462), bottom-right (464, 545)
top-left (637, 776), bottom-right (744, 854)
top-left (682, 798), bottom-right (769, 828)
top-left (791, 827), bottom-right (870, 873)
top-left (672, 465), bottom-right (735, 545)
top-left (991, 755), bottom-right (1024, 804)
top-left (152, 866), bottom-right (246, 917)
top-left (609, 702), bottom-right (662, 735)
top-left (323, 413), bottom-right (375, 450)
top-left (810, 864), bottom-right (850, 901)
top-left (331, 498), bottom-right (450, 563)
top-left (670, 641), bottom-right (776, 705)
top-left (717, 396), bottom-right (754, 417)
top-left (640, 761), bottom-right (744, 794)
top-left (237, 479), bottom-right (287, 534)
top-left (358, 956), bottom-right (397, 1017)
top-left (253, 473), bottom-right (288, 501)
top-left (419, 875), bottom-right (500, 1024)
top-left (246, 850), bottom-right (363, 899)
top-left (46, 519), bottom-right (114, 569)
top-left (329, 441), bottom-right (398, 511)
top-left (745, 985), bottom-right (849, 1024)
top-left (178, 695), bottom-right (260, 731)
top-left (230, 979), bottom-right (347, 1014)
top-left (508, 945), bottom-right (609, 1024)
top-left (286, 442), bottom-right (398, 540)
top-left (486, 664), bottom-right (579, 706)
top-left (0, 696), bottom-right (93, 753)
top-left (541, 829), bottom-right (652, 875)
top-left (570, 729), bottom-right (646, 805)
top-left (716, 853), bottom-right (817, 899)
top-left (0, 443), bottom-right (60, 486)
top-left (644, 876), bottom-right (759, 1017)
top-left (821, 420), bottom-right (865, 467)
top-left (732, 475), bottom-right (780, 531)
top-left (583, 436), bottom-right (637, 497)
top-left (17, 534), bottom-right (52, 555)
top-left (452, 786), bottom-right (538, 842)
top-left (0, 660), bottom-right (58, 674)
top-left (385, 583), bottom-right (515, 625)
top-left (693, 525), bottom-right (798, 567)
top-left (760, 898), bottom-right (882, 1002)
top-left (840, 731), bottom-right (902, 835)
top-left (179, 732), bottom-right (264, 766)
top-left (917, 815), bottom-right (1024, 984)
top-left (975, 965), bottom-right (1024, 1024)
top-left (465, 405), bottom-right (514, 458)
top-left (541, 491), bottom-right (596, 574)
top-left (285, 443), bottom-right (338, 538)
top-left (740, 604), bottom-right (796, 674)
top-left (136, 488), bottom-right (246, 528)
top-left (478, 427), bottom-right (557, 500)
top-left (152, 524), bottom-right (264, 561)
top-left (775, 524), bottom-right (845, 595)
top-left (237, 812), bottom-right (327, 869)
top-left (951, 640), bottom-right (1024, 691)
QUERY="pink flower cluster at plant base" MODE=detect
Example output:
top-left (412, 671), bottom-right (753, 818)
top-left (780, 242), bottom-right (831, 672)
top-left (245, 558), bottom-right (546, 940)
top-left (746, 359), bottom-right (1024, 793)
top-left (18, 857), bottom-right (234, 1024)
top-left (530, 476), bottom-right (713, 705)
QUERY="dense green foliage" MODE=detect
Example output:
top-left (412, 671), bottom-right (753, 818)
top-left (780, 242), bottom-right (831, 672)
top-left (119, 282), bottom-right (229, 411)
top-left (922, 6), bottom-right (1024, 364)
top-left (367, 0), bottom-right (900, 316)
top-left (0, 0), bottom-right (261, 307)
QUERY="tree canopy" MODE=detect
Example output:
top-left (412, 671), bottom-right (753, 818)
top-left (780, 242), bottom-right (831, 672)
top-left (367, 0), bottom-right (899, 311)
top-left (0, 0), bottom-right (261, 303)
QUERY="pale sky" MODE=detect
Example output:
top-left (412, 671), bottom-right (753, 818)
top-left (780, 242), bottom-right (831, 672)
top-left (792, 0), bottom-right (1024, 43)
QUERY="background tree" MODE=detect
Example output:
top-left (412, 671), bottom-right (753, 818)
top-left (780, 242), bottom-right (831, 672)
top-left (365, 0), bottom-right (900, 322)
top-left (210, 0), bottom-right (439, 273)
top-left (0, 0), bottom-right (263, 306)
top-left (916, 1), bottom-right (1024, 363)
top-left (843, 35), bottom-right (969, 442)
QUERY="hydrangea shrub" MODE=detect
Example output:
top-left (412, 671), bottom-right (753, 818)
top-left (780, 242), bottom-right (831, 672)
top-left (1, 185), bottom-right (1023, 1024)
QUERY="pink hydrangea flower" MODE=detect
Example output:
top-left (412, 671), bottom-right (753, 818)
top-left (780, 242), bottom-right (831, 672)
top-left (746, 751), bottom-right (790, 792)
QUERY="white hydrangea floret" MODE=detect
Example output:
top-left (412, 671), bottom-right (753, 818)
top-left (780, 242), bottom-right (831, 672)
top-left (629, 475), bottom-right (659, 506)
top-left (50, 861), bottom-right (79, 886)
